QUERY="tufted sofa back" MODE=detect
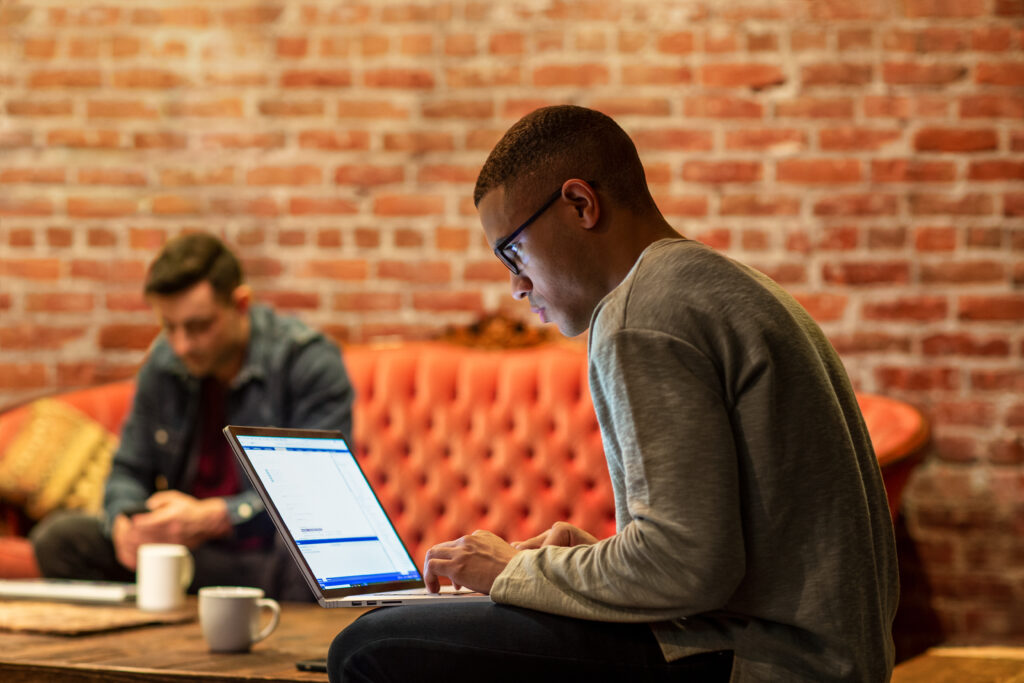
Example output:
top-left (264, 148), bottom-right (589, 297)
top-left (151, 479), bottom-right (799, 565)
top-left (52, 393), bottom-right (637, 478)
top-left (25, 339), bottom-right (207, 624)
top-left (0, 343), bottom-right (617, 570)
top-left (0, 341), bottom-right (924, 581)
top-left (343, 342), bottom-right (617, 570)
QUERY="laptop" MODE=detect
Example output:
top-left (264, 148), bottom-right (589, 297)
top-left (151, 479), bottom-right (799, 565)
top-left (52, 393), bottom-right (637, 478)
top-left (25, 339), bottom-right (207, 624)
top-left (222, 425), bottom-right (491, 608)
top-left (0, 578), bottom-right (136, 604)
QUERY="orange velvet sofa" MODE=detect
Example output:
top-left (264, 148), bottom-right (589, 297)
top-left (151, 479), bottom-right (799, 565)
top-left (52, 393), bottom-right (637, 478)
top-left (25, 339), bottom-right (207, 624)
top-left (0, 341), bottom-right (927, 580)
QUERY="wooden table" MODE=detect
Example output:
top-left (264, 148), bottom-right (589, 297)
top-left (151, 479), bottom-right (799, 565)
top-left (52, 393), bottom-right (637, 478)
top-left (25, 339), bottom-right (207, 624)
top-left (892, 646), bottom-right (1024, 683)
top-left (6, 604), bottom-right (1023, 683)
top-left (0, 599), bottom-right (370, 682)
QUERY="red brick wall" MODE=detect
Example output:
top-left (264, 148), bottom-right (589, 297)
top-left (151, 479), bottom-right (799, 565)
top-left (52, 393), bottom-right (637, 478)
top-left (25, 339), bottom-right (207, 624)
top-left (1, 0), bottom-right (1022, 647)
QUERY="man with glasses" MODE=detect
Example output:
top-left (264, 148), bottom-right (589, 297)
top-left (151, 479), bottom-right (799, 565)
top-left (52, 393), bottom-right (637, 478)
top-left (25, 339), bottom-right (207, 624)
top-left (328, 106), bottom-right (898, 682)
top-left (32, 232), bottom-right (354, 601)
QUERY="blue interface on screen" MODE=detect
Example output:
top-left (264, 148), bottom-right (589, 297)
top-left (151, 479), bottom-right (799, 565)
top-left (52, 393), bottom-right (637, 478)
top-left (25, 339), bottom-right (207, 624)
top-left (236, 434), bottom-right (420, 590)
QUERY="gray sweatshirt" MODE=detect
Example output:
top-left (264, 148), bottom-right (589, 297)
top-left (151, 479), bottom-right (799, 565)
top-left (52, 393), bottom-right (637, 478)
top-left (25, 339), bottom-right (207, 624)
top-left (491, 239), bottom-right (898, 682)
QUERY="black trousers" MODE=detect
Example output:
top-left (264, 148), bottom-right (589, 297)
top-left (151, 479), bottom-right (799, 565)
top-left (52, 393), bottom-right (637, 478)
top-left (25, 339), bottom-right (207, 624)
top-left (29, 510), bottom-right (314, 602)
top-left (328, 602), bottom-right (733, 683)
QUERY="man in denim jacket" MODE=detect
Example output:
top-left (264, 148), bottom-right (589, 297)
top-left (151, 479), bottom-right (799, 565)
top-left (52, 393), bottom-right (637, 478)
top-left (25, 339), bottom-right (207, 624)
top-left (32, 233), bottom-right (354, 600)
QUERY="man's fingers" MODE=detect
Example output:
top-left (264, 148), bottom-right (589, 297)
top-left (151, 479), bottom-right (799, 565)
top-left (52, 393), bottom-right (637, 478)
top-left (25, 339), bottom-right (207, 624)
top-left (540, 529), bottom-right (566, 547)
top-left (132, 503), bottom-right (177, 529)
top-left (423, 532), bottom-right (515, 595)
top-left (511, 531), bottom-right (546, 550)
top-left (424, 541), bottom-right (455, 564)
top-left (423, 542), bottom-right (458, 593)
top-left (112, 520), bottom-right (139, 571)
top-left (423, 557), bottom-right (455, 593)
top-left (117, 551), bottom-right (136, 571)
top-left (129, 515), bottom-right (161, 533)
top-left (145, 491), bottom-right (175, 508)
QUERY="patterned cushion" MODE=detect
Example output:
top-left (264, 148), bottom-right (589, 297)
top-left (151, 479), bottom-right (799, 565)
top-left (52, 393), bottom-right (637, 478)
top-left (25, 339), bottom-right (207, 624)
top-left (0, 399), bottom-right (118, 521)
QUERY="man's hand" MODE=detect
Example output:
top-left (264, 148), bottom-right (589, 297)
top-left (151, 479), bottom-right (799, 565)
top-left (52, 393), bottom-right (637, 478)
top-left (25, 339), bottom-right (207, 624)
top-left (111, 491), bottom-right (232, 570)
top-left (511, 521), bottom-right (598, 550)
top-left (112, 512), bottom-right (142, 570)
top-left (134, 490), bottom-right (232, 548)
top-left (423, 530), bottom-right (518, 595)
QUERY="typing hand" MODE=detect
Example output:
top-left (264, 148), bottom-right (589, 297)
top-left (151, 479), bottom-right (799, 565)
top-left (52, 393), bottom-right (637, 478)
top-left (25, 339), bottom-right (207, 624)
top-left (423, 530), bottom-right (517, 595)
top-left (511, 521), bottom-right (598, 550)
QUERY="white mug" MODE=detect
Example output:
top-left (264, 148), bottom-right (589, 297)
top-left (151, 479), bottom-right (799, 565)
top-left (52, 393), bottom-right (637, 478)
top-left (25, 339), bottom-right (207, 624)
top-left (198, 586), bottom-right (281, 653)
top-left (136, 543), bottom-right (194, 612)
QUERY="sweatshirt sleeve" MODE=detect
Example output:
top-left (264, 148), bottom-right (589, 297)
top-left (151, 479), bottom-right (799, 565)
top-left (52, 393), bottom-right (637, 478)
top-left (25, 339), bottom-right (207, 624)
top-left (490, 327), bottom-right (746, 622)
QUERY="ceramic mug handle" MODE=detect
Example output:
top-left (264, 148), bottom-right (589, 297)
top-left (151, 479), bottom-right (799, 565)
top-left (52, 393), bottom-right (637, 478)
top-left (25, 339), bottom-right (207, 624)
top-left (251, 598), bottom-right (281, 644)
top-left (179, 553), bottom-right (194, 591)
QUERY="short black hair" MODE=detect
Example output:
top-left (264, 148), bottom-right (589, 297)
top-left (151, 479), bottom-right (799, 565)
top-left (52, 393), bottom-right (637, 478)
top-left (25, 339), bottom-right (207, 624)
top-left (474, 105), bottom-right (653, 212)
top-left (144, 232), bottom-right (243, 303)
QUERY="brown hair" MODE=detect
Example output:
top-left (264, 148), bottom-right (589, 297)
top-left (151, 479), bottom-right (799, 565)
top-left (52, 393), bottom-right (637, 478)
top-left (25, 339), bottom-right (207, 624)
top-left (144, 232), bottom-right (243, 303)
top-left (474, 105), bottom-right (653, 212)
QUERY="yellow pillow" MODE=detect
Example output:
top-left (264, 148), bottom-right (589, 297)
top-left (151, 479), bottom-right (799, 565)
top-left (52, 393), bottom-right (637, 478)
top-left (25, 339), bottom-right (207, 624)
top-left (0, 399), bottom-right (118, 520)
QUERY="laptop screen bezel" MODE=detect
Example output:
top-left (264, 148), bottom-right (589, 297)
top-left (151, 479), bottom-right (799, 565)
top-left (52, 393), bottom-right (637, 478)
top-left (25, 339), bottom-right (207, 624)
top-left (222, 424), bottom-right (428, 600)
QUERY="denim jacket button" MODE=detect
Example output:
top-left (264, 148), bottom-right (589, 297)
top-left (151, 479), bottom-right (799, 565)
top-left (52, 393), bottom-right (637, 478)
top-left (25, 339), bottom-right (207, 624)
top-left (154, 428), bottom-right (169, 445)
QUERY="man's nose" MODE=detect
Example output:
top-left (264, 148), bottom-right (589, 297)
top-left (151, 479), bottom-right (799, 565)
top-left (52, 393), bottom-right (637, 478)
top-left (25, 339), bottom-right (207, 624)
top-left (168, 329), bottom-right (192, 357)
top-left (510, 271), bottom-right (532, 300)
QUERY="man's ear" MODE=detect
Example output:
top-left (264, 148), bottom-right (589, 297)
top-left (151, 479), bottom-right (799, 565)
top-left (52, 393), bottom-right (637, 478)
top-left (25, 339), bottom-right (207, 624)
top-left (231, 284), bottom-right (252, 314)
top-left (562, 179), bottom-right (600, 229)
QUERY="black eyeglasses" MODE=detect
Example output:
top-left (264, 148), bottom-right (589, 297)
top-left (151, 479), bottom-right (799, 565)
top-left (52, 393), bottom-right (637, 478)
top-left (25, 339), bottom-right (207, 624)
top-left (493, 181), bottom-right (595, 275)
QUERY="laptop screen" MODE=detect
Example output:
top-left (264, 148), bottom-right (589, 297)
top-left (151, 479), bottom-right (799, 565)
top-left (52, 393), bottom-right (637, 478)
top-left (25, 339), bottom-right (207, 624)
top-left (231, 431), bottom-right (421, 592)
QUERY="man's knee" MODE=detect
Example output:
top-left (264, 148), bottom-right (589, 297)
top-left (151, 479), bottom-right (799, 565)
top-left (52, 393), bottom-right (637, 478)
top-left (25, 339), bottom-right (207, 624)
top-left (327, 611), bottom-right (402, 683)
top-left (30, 511), bottom-right (113, 579)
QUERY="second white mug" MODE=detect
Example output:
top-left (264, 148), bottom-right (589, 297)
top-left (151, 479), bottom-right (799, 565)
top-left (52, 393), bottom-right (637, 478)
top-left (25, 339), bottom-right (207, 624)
top-left (136, 543), bottom-right (194, 611)
top-left (198, 586), bottom-right (281, 652)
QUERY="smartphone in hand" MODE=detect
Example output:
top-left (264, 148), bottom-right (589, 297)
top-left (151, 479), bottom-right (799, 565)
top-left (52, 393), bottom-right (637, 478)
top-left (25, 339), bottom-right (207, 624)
top-left (121, 503), bottom-right (151, 518)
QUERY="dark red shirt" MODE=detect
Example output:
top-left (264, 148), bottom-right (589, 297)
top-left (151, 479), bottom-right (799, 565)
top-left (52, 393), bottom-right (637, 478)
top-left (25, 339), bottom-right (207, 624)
top-left (191, 377), bottom-right (241, 500)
